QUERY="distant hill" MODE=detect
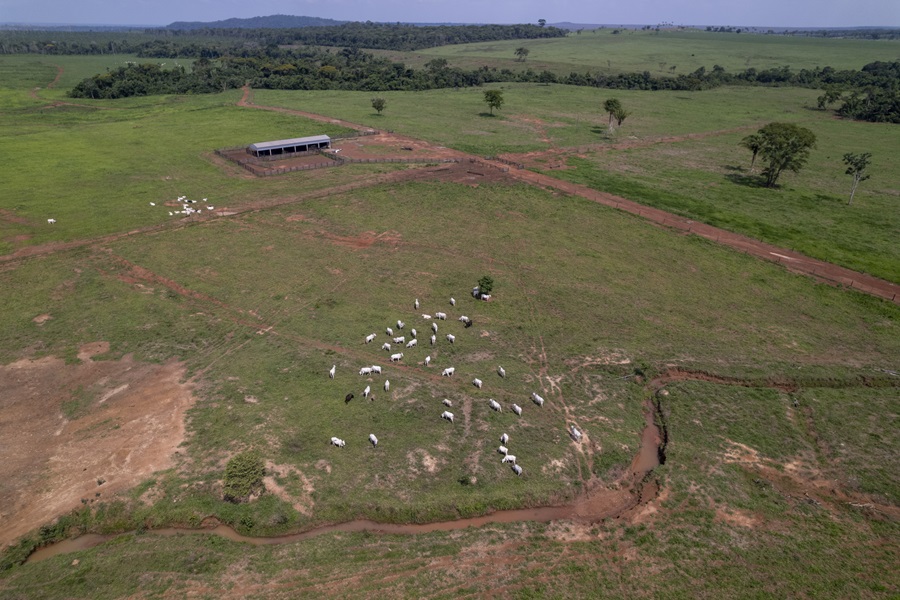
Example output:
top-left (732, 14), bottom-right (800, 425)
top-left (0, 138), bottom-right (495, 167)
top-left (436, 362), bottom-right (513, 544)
top-left (166, 14), bottom-right (346, 30)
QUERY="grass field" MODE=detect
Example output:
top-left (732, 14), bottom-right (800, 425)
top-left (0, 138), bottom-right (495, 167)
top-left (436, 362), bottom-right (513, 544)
top-left (374, 29), bottom-right (900, 75)
top-left (1, 40), bottom-right (899, 598)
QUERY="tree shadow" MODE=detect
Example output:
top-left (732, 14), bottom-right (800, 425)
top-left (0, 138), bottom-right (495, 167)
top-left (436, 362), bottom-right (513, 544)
top-left (725, 172), bottom-right (767, 188)
top-left (478, 112), bottom-right (499, 118)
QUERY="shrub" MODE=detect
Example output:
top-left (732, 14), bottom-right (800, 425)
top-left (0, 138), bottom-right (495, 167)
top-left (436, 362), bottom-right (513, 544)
top-left (223, 451), bottom-right (265, 503)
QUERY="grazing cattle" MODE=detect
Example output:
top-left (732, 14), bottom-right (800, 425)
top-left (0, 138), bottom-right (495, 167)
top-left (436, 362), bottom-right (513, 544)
top-left (345, 393), bottom-right (354, 403)
top-left (570, 425), bottom-right (582, 441)
top-left (531, 392), bottom-right (545, 407)
top-left (424, 355), bottom-right (432, 366)
top-left (512, 404), bottom-right (522, 416)
top-left (421, 314), bottom-right (432, 320)
top-left (397, 320), bottom-right (404, 329)
top-left (406, 338), bottom-right (417, 348)
top-left (414, 298), bottom-right (420, 310)
top-left (393, 336), bottom-right (405, 344)
top-left (390, 353), bottom-right (404, 362)
top-left (386, 327), bottom-right (393, 336)
top-left (464, 320), bottom-right (473, 328)
top-left (450, 297), bottom-right (456, 306)
top-left (371, 365), bottom-right (382, 375)
top-left (442, 398), bottom-right (452, 407)
top-left (359, 367), bottom-right (373, 376)
top-left (500, 433), bottom-right (509, 445)
top-left (441, 367), bottom-right (455, 377)
top-left (329, 365), bottom-right (336, 379)
top-left (446, 334), bottom-right (455, 343)
top-left (330, 437), bottom-right (346, 448)
top-left (498, 445), bottom-right (509, 455)
top-left (384, 379), bottom-right (390, 391)
top-left (472, 287), bottom-right (480, 298)
top-left (363, 385), bottom-right (371, 398)
top-left (365, 333), bottom-right (377, 344)
top-left (441, 410), bottom-right (454, 423)
top-left (497, 366), bottom-right (506, 378)
top-left (473, 378), bottom-right (483, 389)
top-left (458, 315), bottom-right (469, 323)
top-left (502, 454), bottom-right (517, 464)
top-left (369, 433), bottom-right (378, 447)
top-left (435, 312), bottom-right (447, 320)
top-left (481, 294), bottom-right (491, 301)
top-left (382, 342), bottom-right (392, 351)
top-left (411, 328), bottom-right (417, 338)
top-left (431, 322), bottom-right (438, 333)
top-left (430, 335), bottom-right (436, 346)
top-left (512, 464), bottom-right (523, 476)
top-left (489, 399), bottom-right (501, 412)
top-left (47, 218), bottom-right (56, 224)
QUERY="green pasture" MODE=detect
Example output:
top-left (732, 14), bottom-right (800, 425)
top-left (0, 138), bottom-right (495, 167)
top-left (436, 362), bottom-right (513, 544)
top-left (378, 29), bottom-right (900, 76)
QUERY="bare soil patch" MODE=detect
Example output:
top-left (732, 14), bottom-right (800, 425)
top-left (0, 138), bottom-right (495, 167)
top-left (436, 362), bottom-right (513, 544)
top-left (0, 352), bottom-right (195, 547)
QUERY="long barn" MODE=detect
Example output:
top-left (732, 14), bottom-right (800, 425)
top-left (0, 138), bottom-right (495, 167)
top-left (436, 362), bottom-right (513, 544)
top-left (247, 135), bottom-right (331, 158)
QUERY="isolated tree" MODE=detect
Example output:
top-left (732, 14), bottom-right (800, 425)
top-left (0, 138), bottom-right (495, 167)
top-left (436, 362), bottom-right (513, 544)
top-left (538, 19), bottom-right (546, 27)
top-left (371, 97), bottom-right (386, 115)
top-left (483, 89), bottom-right (504, 115)
top-left (754, 122), bottom-right (817, 188)
top-left (477, 275), bottom-right (494, 295)
top-left (612, 104), bottom-right (630, 126)
top-left (739, 132), bottom-right (764, 172)
top-left (514, 47), bottom-right (530, 62)
top-left (843, 152), bottom-right (872, 205)
top-left (603, 98), bottom-right (622, 126)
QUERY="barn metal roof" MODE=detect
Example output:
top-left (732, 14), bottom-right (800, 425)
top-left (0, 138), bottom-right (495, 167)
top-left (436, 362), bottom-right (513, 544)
top-left (248, 135), bottom-right (331, 151)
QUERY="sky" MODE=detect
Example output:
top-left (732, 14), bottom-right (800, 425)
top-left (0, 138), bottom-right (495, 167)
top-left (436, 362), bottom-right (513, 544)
top-left (1, 0), bottom-right (898, 28)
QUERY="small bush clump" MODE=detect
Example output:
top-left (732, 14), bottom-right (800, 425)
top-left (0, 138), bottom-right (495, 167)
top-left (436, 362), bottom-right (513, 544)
top-left (223, 451), bottom-right (265, 503)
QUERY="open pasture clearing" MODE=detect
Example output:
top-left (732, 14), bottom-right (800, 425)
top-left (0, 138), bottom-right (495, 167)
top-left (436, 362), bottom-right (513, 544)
top-left (377, 29), bottom-right (900, 76)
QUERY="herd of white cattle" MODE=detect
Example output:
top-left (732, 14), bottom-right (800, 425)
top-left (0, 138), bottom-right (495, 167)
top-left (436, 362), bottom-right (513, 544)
top-left (46, 195), bottom-right (215, 226)
top-left (324, 294), bottom-right (586, 480)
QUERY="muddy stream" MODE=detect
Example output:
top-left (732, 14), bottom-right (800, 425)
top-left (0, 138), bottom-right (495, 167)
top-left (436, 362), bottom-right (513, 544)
top-left (28, 402), bottom-right (664, 564)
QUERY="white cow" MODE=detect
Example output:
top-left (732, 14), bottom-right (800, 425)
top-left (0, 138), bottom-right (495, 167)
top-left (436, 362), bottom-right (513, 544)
top-left (450, 297), bottom-right (456, 306)
top-left (329, 365), bottom-right (336, 379)
top-left (363, 385), bottom-right (371, 398)
top-left (424, 355), bottom-right (431, 366)
top-left (371, 365), bottom-right (382, 375)
top-left (570, 425), bottom-right (583, 441)
top-left (421, 314), bottom-right (432, 320)
top-left (512, 404), bottom-right (522, 416)
top-left (359, 367), bottom-right (373, 376)
top-left (441, 410), bottom-right (454, 423)
top-left (441, 367), bottom-right (455, 377)
top-left (446, 334), bottom-right (455, 343)
top-left (431, 322), bottom-right (438, 333)
top-left (414, 298), bottom-right (420, 310)
top-left (47, 218), bottom-right (56, 224)
top-left (435, 312), bottom-right (447, 320)
top-left (369, 433), bottom-right (378, 447)
top-left (397, 320), bottom-right (404, 329)
top-left (500, 433), bottom-right (509, 445)
top-left (532, 392), bottom-right (545, 407)
top-left (473, 378), bottom-right (483, 389)
top-left (481, 294), bottom-right (491, 301)
top-left (497, 366), bottom-right (506, 378)
top-left (406, 338), bottom-right (417, 348)
top-left (430, 335), bottom-right (436, 346)
top-left (502, 455), bottom-right (517, 464)
top-left (386, 327), bottom-right (393, 336)
top-left (382, 342), bottom-right (392, 351)
top-left (442, 398), bottom-right (452, 407)
top-left (384, 380), bottom-right (390, 391)
top-left (458, 315), bottom-right (469, 322)
top-left (390, 352), bottom-right (403, 362)
top-left (512, 464), bottom-right (523, 476)
top-left (411, 328), bottom-right (417, 338)
top-left (393, 336), bottom-right (405, 344)
top-left (498, 445), bottom-right (509, 455)
top-left (489, 399), bottom-right (501, 412)
top-left (330, 437), bottom-right (346, 448)
top-left (365, 333), bottom-right (377, 344)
